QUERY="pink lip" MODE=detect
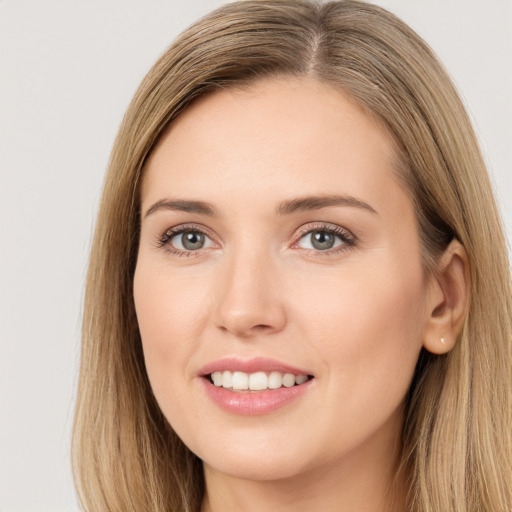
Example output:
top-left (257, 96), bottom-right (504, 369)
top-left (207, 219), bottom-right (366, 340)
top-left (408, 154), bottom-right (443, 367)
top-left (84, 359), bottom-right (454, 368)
top-left (198, 357), bottom-right (312, 376)
top-left (198, 357), bottom-right (314, 416)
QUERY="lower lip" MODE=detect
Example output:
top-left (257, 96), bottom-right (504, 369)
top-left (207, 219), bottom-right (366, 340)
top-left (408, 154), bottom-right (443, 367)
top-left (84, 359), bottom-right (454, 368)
top-left (200, 377), bottom-right (314, 415)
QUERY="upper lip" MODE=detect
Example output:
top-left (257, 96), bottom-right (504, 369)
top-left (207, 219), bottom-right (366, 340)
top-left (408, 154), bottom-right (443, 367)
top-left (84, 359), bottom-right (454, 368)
top-left (198, 357), bottom-right (313, 377)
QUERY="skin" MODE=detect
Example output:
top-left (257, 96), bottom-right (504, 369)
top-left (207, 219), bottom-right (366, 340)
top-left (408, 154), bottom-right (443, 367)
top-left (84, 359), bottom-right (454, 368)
top-left (133, 77), bottom-right (467, 512)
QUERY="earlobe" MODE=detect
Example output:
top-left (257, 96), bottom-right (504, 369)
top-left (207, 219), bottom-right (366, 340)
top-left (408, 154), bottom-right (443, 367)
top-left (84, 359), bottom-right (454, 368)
top-left (422, 239), bottom-right (470, 355)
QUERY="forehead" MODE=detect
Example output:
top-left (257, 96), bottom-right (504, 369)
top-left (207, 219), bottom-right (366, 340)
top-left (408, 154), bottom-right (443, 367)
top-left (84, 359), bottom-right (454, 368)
top-left (141, 77), bottom-right (407, 217)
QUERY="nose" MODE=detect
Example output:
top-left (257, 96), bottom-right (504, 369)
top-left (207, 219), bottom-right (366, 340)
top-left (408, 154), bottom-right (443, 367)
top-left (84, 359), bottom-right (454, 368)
top-left (213, 248), bottom-right (287, 339)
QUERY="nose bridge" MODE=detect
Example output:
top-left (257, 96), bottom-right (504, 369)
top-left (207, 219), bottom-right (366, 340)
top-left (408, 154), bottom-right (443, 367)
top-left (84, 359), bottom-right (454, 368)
top-left (214, 240), bottom-right (286, 338)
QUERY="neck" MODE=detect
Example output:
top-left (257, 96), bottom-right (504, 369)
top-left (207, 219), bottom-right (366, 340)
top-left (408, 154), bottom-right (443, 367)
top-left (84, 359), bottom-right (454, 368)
top-left (201, 409), bottom-right (408, 512)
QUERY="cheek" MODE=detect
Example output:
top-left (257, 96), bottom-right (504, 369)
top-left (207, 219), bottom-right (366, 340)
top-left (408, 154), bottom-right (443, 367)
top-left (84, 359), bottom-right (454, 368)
top-left (133, 259), bottom-right (210, 390)
top-left (291, 253), bottom-right (426, 396)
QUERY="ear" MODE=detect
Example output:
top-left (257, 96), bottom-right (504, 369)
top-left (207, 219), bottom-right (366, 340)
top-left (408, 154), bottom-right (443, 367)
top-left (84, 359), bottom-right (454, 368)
top-left (423, 239), bottom-right (470, 355)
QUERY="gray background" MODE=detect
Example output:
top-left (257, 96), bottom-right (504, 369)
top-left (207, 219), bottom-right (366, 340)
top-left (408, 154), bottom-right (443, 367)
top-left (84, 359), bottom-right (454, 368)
top-left (1, 1), bottom-right (511, 510)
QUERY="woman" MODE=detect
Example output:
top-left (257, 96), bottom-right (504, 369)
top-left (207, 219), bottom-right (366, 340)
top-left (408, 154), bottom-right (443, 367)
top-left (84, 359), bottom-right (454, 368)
top-left (72, 1), bottom-right (512, 511)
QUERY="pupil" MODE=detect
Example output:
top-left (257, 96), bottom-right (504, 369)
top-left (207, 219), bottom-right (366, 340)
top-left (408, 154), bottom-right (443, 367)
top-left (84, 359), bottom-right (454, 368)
top-left (182, 231), bottom-right (204, 250)
top-left (311, 231), bottom-right (334, 250)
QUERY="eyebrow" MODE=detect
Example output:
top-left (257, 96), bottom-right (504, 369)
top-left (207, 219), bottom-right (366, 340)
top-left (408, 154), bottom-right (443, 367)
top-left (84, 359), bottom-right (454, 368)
top-left (144, 199), bottom-right (218, 218)
top-left (276, 194), bottom-right (378, 216)
top-left (143, 194), bottom-right (377, 219)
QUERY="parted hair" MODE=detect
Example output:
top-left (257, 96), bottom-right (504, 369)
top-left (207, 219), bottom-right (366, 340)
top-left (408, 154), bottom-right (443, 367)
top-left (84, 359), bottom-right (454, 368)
top-left (72, 1), bottom-right (512, 511)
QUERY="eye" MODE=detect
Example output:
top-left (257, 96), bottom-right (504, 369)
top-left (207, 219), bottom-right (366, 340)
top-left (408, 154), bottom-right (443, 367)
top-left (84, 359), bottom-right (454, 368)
top-left (171, 230), bottom-right (211, 251)
top-left (295, 225), bottom-right (355, 253)
top-left (159, 226), bottom-right (215, 255)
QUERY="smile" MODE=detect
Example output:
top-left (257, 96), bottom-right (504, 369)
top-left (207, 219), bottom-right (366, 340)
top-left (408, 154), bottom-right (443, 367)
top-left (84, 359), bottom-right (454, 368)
top-left (210, 370), bottom-right (310, 391)
top-left (199, 358), bottom-right (315, 415)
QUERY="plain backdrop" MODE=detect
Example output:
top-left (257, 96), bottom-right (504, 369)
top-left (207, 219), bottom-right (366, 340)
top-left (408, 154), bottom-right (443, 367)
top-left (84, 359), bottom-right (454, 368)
top-left (1, 1), bottom-right (511, 511)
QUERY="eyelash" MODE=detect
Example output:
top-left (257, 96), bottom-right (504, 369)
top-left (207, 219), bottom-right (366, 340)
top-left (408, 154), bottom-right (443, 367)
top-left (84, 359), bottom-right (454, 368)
top-left (293, 223), bottom-right (356, 256)
top-left (156, 223), bottom-right (356, 258)
top-left (157, 223), bottom-right (215, 258)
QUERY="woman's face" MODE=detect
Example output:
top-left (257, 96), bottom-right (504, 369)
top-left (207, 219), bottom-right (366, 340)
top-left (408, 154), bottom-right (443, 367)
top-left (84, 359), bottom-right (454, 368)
top-left (134, 78), bottom-right (430, 482)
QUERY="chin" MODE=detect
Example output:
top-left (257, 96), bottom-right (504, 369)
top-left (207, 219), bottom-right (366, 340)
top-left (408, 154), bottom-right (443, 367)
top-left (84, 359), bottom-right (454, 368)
top-left (202, 451), bottom-right (312, 482)
top-left (188, 427), bottom-right (327, 483)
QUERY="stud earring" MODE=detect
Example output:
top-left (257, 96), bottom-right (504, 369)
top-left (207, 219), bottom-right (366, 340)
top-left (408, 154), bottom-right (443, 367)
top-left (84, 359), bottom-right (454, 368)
top-left (440, 337), bottom-right (446, 344)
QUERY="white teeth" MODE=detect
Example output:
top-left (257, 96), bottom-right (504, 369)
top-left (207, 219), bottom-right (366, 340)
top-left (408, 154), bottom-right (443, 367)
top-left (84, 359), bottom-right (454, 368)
top-left (295, 374), bottom-right (308, 385)
top-left (282, 373), bottom-right (296, 387)
top-left (222, 370), bottom-right (232, 389)
top-left (210, 370), bottom-right (309, 391)
top-left (268, 371), bottom-right (282, 389)
top-left (232, 371), bottom-right (249, 390)
top-left (249, 371), bottom-right (268, 390)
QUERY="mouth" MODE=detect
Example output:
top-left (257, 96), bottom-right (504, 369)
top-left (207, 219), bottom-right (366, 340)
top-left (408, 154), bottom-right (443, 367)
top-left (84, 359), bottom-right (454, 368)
top-left (206, 370), bottom-right (314, 392)
top-left (198, 358), bottom-right (315, 413)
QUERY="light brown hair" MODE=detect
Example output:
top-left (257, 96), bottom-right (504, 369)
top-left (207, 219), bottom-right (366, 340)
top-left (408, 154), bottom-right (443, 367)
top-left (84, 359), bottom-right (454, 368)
top-left (72, 1), bottom-right (512, 510)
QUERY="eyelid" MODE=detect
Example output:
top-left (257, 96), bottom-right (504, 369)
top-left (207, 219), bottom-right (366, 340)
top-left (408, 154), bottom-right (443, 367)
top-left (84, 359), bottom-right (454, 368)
top-left (291, 222), bottom-right (357, 253)
top-left (157, 223), bottom-right (220, 256)
top-left (155, 221), bottom-right (356, 257)
top-left (293, 222), bottom-right (354, 239)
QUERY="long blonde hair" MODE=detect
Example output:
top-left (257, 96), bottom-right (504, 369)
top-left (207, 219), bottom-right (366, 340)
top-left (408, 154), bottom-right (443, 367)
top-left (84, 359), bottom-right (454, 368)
top-left (72, 1), bottom-right (512, 510)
